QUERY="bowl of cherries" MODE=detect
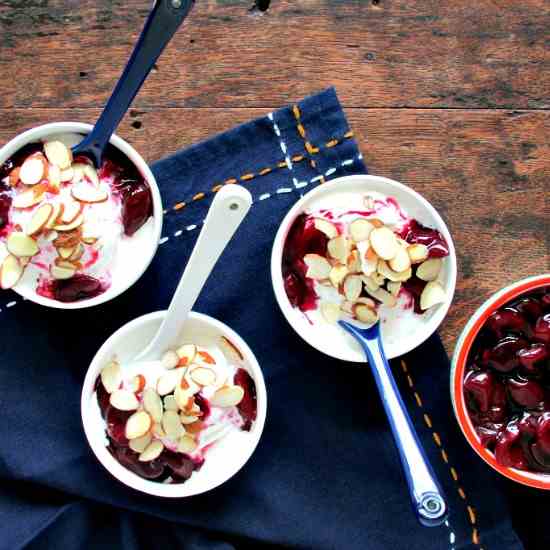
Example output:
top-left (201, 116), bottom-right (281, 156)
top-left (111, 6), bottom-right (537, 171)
top-left (451, 274), bottom-right (550, 489)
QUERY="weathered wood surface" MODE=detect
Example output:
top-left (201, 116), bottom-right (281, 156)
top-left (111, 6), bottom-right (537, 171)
top-left (0, 0), bottom-right (548, 355)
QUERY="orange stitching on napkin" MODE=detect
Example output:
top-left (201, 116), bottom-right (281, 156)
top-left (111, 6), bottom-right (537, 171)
top-left (292, 105), bottom-right (322, 176)
top-left (414, 392), bottom-right (423, 407)
top-left (225, 178), bottom-right (238, 185)
top-left (259, 168), bottom-right (272, 175)
top-left (212, 184), bottom-right (223, 193)
top-left (240, 173), bottom-right (255, 181)
top-left (400, 359), bottom-right (483, 549)
top-left (174, 202), bottom-right (186, 210)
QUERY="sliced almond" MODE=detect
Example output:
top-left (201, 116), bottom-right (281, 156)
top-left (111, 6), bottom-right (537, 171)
top-left (164, 395), bottom-right (178, 411)
top-left (416, 258), bottom-right (442, 282)
top-left (7, 232), bottom-right (39, 257)
top-left (161, 349), bottom-right (179, 370)
top-left (356, 296), bottom-right (377, 308)
top-left (71, 182), bottom-right (108, 204)
top-left (19, 154), bottom-right (46, 185)
top-left (327, 236), bottom-right (351, 263)
top-left (358, 242), bottom-right (377, 275)
top-left (54, 213), bottom-right (84, 232)
top-left (0, 255), bottom-right (23, 289)
top-left (100, 360), bottom-right (121, 394)
top-left (125, 411), bottom-right (152, 440)
top-left (110, 389), bottom-right (139, 411)
top-left (303, 253), bottom-right (331, 280)
top-left (321, 302), bottom-right (341, 324)
top-left (388, 246), bottom-right (411, 273)
top-left (162, 410), bottom-right (185, 439)
top-left (219, 336), bottom-right (244, 362)
top-left (26, 203), bottom-right (54, 237)
top-left (210, 385), bottom-right (245, 408)
top-left (57, 246), bottom-right (75, 260)
top-left (8, 167), bottom-right (20, 187)
top-left (340, 300), bottom-right (355, 315)
top-left (68, 244), bottom-right (84, 262)
top-left (128, 374), bottom-right (146, 393)
top-left (387, 281), bottom-right (402, 297)
top-left (157, 370), bottom-right (180, 396)
top-left (420, 281), bottom-right (447, 310)
top-left (378, 260), bottom-right (412, 283)
top-left (180, 412), bottom-right (200, 424)
top-left (362, 274), bottom-right (381, 293)
top-left (83, 164), bottom-right (100, 187)
top-left (371, 271), bottom-right (386, 286)
top-left (50, 263), bottom-right (76, 280)
top-left (350, 218), bottom-right (374, 242)
top-left (47, 165), bottom-right (61, 191)
top-left (346, 249), bottom-right (361, 273)
top-left (354, 304), bottom-right (379, 324)
top-left (177, 435), bottom-right (198, 455)
top-left (174, 384), bottom-right (193, 410)
top-left (176, 343), bottom-right (197, 366)
top-left (370, 227), bottom-right (398, 260)
top-left (343, 274), bottom-right (362, 301)
top-left (71, 163), bottom-right (87, 183)
top-left (129, 433), bottom-right (152, 453)
top-left (53, 228), bottom-right (81, 248)
top-left (142, 388), bottom-right (163, 423)
top-left (365, 286), bottom-right (398, 307)
top-left (139, 440), bottom-right (164, 462)
top-left (329, 264), bottom-right (348, 287)
top-left (152, 422), bottom-right (166, 439)
top-left (407, 243), bottom-right (429, 263)
top-left (190, 367), bottom-right (216, 386)
top-left (12, 183), bottom-right (47, 208)
top-left (314, 218), bottom-right (338, 239)
top-left (197, 350), bottom-right (216, 365)
top-left (45, 203), bottom-right (62, 229)
top-left (59, 201), bottom-right (82, 224)
top-left (44, 140), bottom-right (73, 169)
top-left (186, 421), bottom-right (205, 434)
top-left (60, 167), bottom-right (74, 183)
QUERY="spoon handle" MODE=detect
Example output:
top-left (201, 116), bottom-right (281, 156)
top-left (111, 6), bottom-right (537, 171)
top-left (137, 185), bottom-right (252, 360)
top-left (342, 322), bottom-right (447, 527)
top-left (73, 0), bottom-right (194, 164)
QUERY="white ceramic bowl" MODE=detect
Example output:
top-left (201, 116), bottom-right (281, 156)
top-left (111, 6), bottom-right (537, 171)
top-left (81, 310), bottom-right (267, 497)
top-left (271, 175), bottom-right (457, 362)
top-left (0, 122), bottom-right (163, 309)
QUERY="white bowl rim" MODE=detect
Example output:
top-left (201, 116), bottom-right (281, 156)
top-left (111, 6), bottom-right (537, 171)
top-left (0, 122), bottom-right (163, 309)
top-left (270, 174), bottom-right (457, 361)
top-left (80, 310), bottom-right (267, 498)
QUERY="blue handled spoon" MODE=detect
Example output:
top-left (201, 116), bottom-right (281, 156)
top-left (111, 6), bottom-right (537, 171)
top-left (73, 0), bottom-right (195, 167)
top-left (339, 319), bottom-right (448, 527)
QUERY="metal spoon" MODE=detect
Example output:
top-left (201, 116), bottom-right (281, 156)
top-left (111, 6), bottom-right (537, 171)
top-left (339, 319), bottom-right (448, 527)
top-left (73, 0), bottom-right (195, 167)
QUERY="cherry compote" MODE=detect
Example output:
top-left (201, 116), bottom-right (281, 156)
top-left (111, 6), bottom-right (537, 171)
top-left (463, 286), bottom-right (550, 472)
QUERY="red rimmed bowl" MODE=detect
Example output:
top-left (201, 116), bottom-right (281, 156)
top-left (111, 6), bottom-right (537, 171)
top-left (451, 273), bottom-right (550, 490)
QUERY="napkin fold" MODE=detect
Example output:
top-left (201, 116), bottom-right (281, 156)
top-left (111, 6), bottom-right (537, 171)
top-left (0, 88), bottom-right (525, 550)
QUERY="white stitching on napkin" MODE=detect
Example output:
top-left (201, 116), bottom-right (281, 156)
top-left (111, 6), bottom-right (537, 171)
top-left (445, 520), bottom-right (456, 549)
top-left (268, 112), bottom-right (300, 189)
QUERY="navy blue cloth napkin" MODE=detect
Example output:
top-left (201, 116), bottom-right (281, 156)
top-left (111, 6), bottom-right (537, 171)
top-left (0, 88), bottom-right (525, 550)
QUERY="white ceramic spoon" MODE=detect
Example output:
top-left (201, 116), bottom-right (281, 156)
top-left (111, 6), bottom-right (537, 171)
top-left (131, 184), bottom-right (252, 362)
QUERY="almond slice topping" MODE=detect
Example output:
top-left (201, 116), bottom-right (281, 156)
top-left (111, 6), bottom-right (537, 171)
top-left (162, 410), bottom-right (185, 439)
top-left (180, 412), bottom-right (200, 424)
top-left (26, 203), bottom-right (54, 237)
top-left (100, 361), bottom-right (121, 394)
top-left (365, 286), bottom-right (398, 307)
top-left (19, 154), bottom-right (46, 185)
top-left (44, 140), bottom-right (73, 169)
top-left (219, 336), bottom-right (244, 362)
top-left (139, 440), bottom-right (164, 462)
top-left (50, 263), bottom-right (76, 280)
top-left (60, 167), bottom-right (74, 183)
top-left (156, 370), bottom-right (180, 396)
top-left (329, 264), bottom-right (348, 287)
top-left (12, 183), bottom-right (47, 208)
top-left (378, 260), bottom-right (412, 283)
top-left (416, 258), bottom-right (442, 282)
top-left (164, 395), bottom-right (178, 411)
top-left (346, 249), bottom-right (361, 273)
top-left (174, 384), bottom-right (193, 410)
top-left (71, 182), bottom-right (108, 204)
top-left (407, 243), bottom-right (429, 264)
top-left (68, 244), bottom-right (84, 262)
top-left (110, 389), bottom-right (139, 411)
top-left (387, 281), bottom-right (402, 297)
top-left (321, 302), bottom-right (341, 324)
top-left (303, 253), bottom-right (331, 280)
top-left (7, 232), bottom-right (39, 257)
top-left (327, 236), bottom-right (351, 263)
top-left (57, 246), bottom-right (76, 259)
top-left (125, 411), bottom-right (152, 440)
top-left (190, 367), bottom-right (216, 386)
top-left (420, 281), bottom-right (447, 310)
top-left (370, 227), bottom-right (398, 260)
top-left (83, 165), bottom-right (100, 187)
top-left (129, 433), bottom-right (152, 454)
top-left (210, 385), bottom-right (245, 408)
top-left (0, 255), bottom-right (23, 289)
top-left (128, 374), bottom-right (146, 393)
top-left (46, 203), bottom-right (63, 229)
top-left (343, 274), bottom-right (362, 302)
top-left (152, 422), bottom-right (166, 439)
top-left (314, 218), bottom-right (338, 239)
top-left (59, 201), bottom-right (82, 224)
top-left (161, 349), bottom-right (179, 370)
top-left (354, 304), bottom-right (379, 324)
top-left (176, 343), bottom-right (197, 366)
top-left (54, 213), bottom-right (84, 232)
top-left (349, 218), bottom-right (374, 242)
top-left (388, 246), bottom-right (411, 273)
top-left (8, 167), bottom-right (20, 187)
top-left (177, 435), bottom-right (198, 455)
top-left (47, 165), bottom-right (61, 192)
top-left (142, 388), bottom-right (163, 423)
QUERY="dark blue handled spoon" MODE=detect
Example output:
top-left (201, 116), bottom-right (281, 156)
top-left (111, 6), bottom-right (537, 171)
top-left (73, 0), bottom-right (195, 167)
top-left (339, 320), bottom-right (448, 527)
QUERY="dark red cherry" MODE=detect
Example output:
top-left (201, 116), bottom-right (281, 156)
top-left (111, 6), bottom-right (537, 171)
top-left (161, 449), bottom-right (196, 479)
top-left (518, 413), bottom-right (538, 439)
top-left (534, 314), bottom-right (550, 344)
top-left (536, 413), bottom-right (550, 456)
top-left (401, 276), bottom-right (426, 314)
top-left (507, 377), bottom-right (545, 409)
top-left (476, 425), bottom-right (501, 449)
top-left (542, 293), bottom-right (550, 310)
top-left (194, 393), bottom-right (211, 421)
top-left (234, 368), bottom-right (257, 431)
top-left (464, 370), bottom-right (495, 413)
top-left (486, 335), bottom-right (528, 372)
top-left (52, 274), bottom-right (104, 302)
top-left (120, 181), bottom-right (153, 237)
top-left (518, 343), bottom-right (548, 374)
top-left (113, 446), bottom-right (165, 479)
top-left (397, 219), bottom-right (449, 258)
top-left (512, 297), bottom-right (543, 322)
top-left (529, 443), bottom-right (550, 471)
top-left (105, 407), bottom-right (131, 447)
top-left (485, 308), bottom-right (526, 338)
top-left (0, 193), bottom-right (11, 232)
top-left (495, 422), bottom-right (529, 469)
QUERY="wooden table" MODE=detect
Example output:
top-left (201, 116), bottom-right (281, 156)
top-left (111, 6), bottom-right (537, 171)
top-left (0, 0), bottom-right (548, 355)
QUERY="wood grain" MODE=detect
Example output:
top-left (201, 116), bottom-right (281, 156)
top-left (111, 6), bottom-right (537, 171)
top-left (1, 107), bottom-right (547, 354)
